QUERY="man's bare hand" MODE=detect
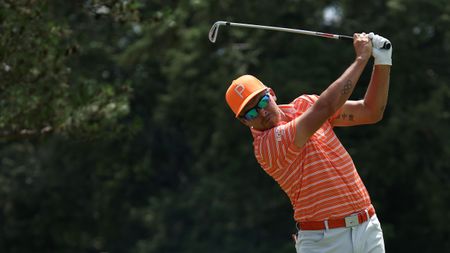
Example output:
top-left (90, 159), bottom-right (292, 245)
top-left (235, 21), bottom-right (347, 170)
top-left (353, 33), bottom-right (372, 62)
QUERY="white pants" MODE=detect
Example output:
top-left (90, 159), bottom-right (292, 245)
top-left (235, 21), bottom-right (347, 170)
top-left (295, 214), bottom-right (385, 253)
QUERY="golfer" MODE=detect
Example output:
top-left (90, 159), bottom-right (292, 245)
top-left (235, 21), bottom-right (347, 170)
top-left (225, 33), bottom-right (392, 253)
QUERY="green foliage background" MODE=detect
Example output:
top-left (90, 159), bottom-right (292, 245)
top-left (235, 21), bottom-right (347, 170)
top-left (0, 0), bottom-right (449, 252)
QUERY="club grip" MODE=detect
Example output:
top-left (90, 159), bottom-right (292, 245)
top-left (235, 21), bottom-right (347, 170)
top-left (340, 35), bottom-right (391, 49)
top-left (339, 35), bottom-right (354, 40)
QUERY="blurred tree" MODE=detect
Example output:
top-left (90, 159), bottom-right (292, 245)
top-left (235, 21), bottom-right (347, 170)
top-left (0, 0), bottom-right (449, 253)
top-left (0, 0), bottom-right (139, 140)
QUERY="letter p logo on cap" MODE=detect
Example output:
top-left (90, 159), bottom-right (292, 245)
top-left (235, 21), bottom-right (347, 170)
top-left (234, 84), bottom-right (245, 98)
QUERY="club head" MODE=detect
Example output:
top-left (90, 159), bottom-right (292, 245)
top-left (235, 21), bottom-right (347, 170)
top-left (208, 21), bottom-right (227, 43)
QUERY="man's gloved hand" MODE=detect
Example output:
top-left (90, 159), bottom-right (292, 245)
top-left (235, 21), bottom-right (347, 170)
top-left (369, 32), bottom-right (392, 66)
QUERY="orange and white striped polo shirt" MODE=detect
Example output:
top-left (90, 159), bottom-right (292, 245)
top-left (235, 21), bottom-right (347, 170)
top-left (251, 94), bottom-right (371, 222)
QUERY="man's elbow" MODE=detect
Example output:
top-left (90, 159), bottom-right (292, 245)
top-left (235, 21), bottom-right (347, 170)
top-left (314, 98), bottom-right (337, 119)
top-left (362, 102), bottom-right (386, 124)
top-left (368, 110), bottom-right (385, 124)
top-left (372, 113), bottom-right (384, 123)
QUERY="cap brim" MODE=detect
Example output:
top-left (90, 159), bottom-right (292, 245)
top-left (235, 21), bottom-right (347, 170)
top-left (235, 87), bottom-right (267, 117)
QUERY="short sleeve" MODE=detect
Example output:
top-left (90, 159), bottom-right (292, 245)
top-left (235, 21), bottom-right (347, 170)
top-left (254, 120), bottom-right (304, 176)
top-left (292, 94), bottom-right (336, 124)
top-left (292, 94), bottom-right (319, 113)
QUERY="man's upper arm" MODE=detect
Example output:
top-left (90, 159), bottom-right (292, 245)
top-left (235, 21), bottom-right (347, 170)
top-left (293, 98), bottom-right (382, 148)
top-left (330, 100), bottom-right (381, 127)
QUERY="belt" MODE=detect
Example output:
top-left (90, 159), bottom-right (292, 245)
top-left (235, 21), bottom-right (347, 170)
top-left (297, 205), bottom-right (375, 230)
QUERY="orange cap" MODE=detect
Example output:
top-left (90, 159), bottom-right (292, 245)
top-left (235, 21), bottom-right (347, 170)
top-left (225, 75), bottom-right (267, 117)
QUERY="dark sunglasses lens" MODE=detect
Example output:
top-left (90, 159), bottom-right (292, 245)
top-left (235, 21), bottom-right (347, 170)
top-left (244, 109), bottom-right (258, 120)
top-left (258, 95), bottom-right (269, 108)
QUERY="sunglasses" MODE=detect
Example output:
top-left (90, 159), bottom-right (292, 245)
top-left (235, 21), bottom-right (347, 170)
top-left (241, 91), bottom-right (270, 120)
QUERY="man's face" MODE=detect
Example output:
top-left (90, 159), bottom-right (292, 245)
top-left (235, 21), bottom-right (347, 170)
top-left (238, 89), bottom-right (280, 130)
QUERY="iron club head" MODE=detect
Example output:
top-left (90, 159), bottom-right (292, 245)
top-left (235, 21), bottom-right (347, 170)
top-left (208, 21), bottom-right (227, 43)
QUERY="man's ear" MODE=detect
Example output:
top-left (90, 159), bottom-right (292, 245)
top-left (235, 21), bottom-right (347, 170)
top-left (268, 88), bottom-right (277, 102)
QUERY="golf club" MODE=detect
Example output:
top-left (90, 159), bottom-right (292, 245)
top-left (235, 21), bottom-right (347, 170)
top-left (209, 21), bottom-right (391, 49)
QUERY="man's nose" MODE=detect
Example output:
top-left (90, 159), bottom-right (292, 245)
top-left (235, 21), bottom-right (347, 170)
top-left (259, 108), bottom-right (269, 117)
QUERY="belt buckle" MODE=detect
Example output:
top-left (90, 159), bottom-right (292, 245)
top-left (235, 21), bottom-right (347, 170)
top-left (344, 215), bottom-right (359, 227)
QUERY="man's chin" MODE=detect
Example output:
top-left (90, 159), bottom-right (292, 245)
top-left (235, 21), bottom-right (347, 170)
top-left (261, 117), bottom-right (277, 130)
top-left (251, 115), bottom-right (279, 131)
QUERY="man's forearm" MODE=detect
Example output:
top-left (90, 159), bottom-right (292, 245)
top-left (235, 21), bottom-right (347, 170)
top-left (293, 33), bottom-right (372, 147)
top-left (316, 57), bottom-right (369, 115)
top-left (363, 65), bottom-right (391, 120)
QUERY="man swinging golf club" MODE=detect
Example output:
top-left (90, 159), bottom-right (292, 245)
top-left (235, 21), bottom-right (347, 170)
top-left (225, 32), bottom-right (392, 253)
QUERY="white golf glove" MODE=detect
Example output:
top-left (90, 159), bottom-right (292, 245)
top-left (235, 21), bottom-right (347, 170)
top-left (369, 32), bottom-right (392, 66)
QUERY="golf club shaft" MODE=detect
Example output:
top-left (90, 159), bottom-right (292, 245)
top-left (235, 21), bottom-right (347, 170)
top-left (209, 21), bottom-right (391, 49)
top-left (226, 21), bottom-right (353, 41)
